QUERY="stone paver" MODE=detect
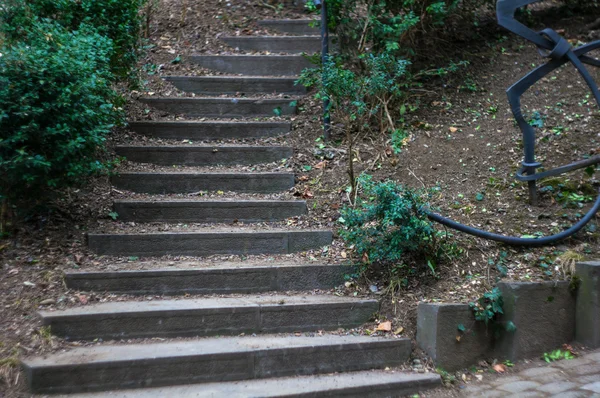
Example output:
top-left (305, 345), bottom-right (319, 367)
top-left (463, 349), bottom-right (600, 397)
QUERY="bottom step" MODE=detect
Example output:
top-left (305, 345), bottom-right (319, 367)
top-left (23, 335), bottom-right (412, 394)
top-left (59, 370), bottom-right (441, 397)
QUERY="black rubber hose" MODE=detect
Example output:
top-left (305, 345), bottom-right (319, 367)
top-left (425, 190), bottom-right (600, 246)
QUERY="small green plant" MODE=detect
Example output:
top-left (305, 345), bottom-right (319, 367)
top-left (543, 349), bottom-right (575, 363)
top-left (339, 174), bottom-right (458, 286)
top-left (503, 360), bottom-right (514, 367)
top-left (469, 287), bottom-right (516, 333)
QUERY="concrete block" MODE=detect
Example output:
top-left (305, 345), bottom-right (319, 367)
top-left (115, 145), bottom-right (293, 166)
top-left (220, 36), bottom-right (321, 54)
top-left (163, 76), bottom-right (306, 95)
top-left (87, 230), bottom-right (333, 257)
top-left (48, 371), bottom-right (440, 398)
top-left (188, 55), bottom-right (314, 76)
top-left (111, 172), bottom-right (295, 194)
top-left (576, 261), bottom-right (600, 348)
top-left (40, 296), bottom-right (379, 340)
top-left (113, 200), bottom-right (307, 223)
top-left (65, 264), bottom-right (346, 295)
top-left (417, 303), bottom-right (493, 371)
top-left (138, 97), bottom-right (297, 118)
top-left (496, 281), bottom-right (576, 361)
top-left (22, 335), bottom-right (411, 394)
top-left (128, 121), bottom-right (291, 140)
top-left (258, 19), bottom-right (320, 35)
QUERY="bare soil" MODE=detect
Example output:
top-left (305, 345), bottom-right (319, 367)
top-left (1, 1), bottom-right (599, 396)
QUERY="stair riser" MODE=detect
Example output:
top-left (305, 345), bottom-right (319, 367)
top-left (65, 265), bottom-right (347, 295)
top-left (128, 122), bottom-right (291, 140)
top-left (42, 302), bottom-right (379, 341)
top-left (189, 55), bottom-right (314, 76)
top-left (111, 173), bottom-right (295, 194)
top-left (140, 98), bottom-right (297, 118)
top-left (25, 341), bottom-right (410, 394)
top-left (258, 20), bottom-right (320, 35)
top-left (113, 201), bottom-right (307, 223)
top-left (115, 147), bottom-right (293, 167)
top-left (87, 231), bottom-right (333, 257)
top-left (220, 37), bottom-right (320, 54)
top-left (163, 77), bottom-right (306, 96)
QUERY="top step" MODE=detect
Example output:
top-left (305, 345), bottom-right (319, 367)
top-left (258, 19), bottom-right (320, 35)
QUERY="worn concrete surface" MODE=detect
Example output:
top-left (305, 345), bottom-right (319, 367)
top-left (497, 281), bottom-right (576, 361)
top-left (576, 261), bottom-right (600, 348)
top-left (188, 55), bottom-right (314, 76)
top-left (111, 172), bottom-right (295, 194)
top-left (53, 370), bottom-right (440, 398)
top-left (114, 145), bottom-right (293, 166)
top-left (463, 349), bottom-right (600, 397)
top-left (163, 76), bottom-right (306, 95)
top-left (258, 19), bottom-right (320, 35)
top-left (138, 97), bottom-right (297, 118)
top-left (23, 335), bottom-right (412, 394)
top-left (113, 199), bottom-right (307, 223)
top-left (40, 295), bottom-right (379, 340)
top-left (220, 36), bottom-right (321, 53)
top-left (65, 264), bottom-right (348, 295)
top-left (127, 121), bottom-right (291, 140)
top-left (87, 230), bottom-right (333, 257)
top-left (417, 303), bottom-right (494, 372)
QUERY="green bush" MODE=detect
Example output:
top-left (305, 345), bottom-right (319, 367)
top-left (339, 174), bottom-right (458, 284)
top-left (1, 0), bottom-right (146, 78)
top-left (0, 21), bottom-right (122, 206)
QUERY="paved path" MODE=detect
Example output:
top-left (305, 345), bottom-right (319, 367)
top-left (463, 350), bottom-right (600, 397)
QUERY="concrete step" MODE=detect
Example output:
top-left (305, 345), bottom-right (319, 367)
top-left (115, 146), bottom-right (293, 166)
top-left (65, 264), bottom-right (347, 295)
top-left (51, 370), bottom-right (441, 398)
top-left (128, 121), bottom-right (291, 140)
top-left (258, 19), bottom-right (320, 35)
top-left (139, 97), bottom-right (297, 118)
top-left (220, 36), bottom-right (320, 54)
top-left (87, 230), bottom-right (333, 257)
top-left (111, 172), bottom-right (295, 194)
top-left (40, 295), bottom-right (379, 340)
top-left (189, 55), bottom-right (314, 76)
top-left (163, 76), bottom-right (306, 96)
top-left (112, 200), bottom-right (307, 223)
top-left (23, 335), bottom-right (412, 394)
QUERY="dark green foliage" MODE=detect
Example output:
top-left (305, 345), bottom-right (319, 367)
top-left (339, 174), bottom-right (457, 282)
top-left (1, 0), bottom-right (146, 78)
top-left (0, 21), bottom-right (122, 204)
top-left (469, 287), bottom-right (504, 325)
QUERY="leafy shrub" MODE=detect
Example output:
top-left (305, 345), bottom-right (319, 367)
top-left (339, 174), bottom-right (457, 285)
top-left (0, 20), bottom-right (122, 206)
top-left (1, 0), bottom-right (146, 78)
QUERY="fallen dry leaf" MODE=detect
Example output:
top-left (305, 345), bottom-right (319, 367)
top-left (394, 327), bottom-right (404, 335)
top-left (493, 364), bottom-right (507, 373)
top-left (314, 161), bottom-right (328, 169)
top-left (77, 294), bottom-right (88, 305)
top-left (340, 251), bottom-right (347, 259)
top-left (449, 127), bottom-right (458, 133)
top-left (376, 321), bottom-right (392, 332)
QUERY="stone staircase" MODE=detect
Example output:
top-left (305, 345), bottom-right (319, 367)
top-left (21, 19), bottom-right (441, 396)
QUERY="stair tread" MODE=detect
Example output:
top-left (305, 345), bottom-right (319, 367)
top-left (40, 295), bottom-right (376, 317)
top-left (52, 370), bottom-right (440, 397)
top-left (23, 334), bottom-right (408, 367)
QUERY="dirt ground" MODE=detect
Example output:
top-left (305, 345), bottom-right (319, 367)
top-left (1, 0), bottom-right (600, 396)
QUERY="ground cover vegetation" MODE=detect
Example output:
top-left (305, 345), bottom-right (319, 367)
top-left (301, 0), bottom-right (600, 289)
top-left (0, 0), bottom-right (147, 234)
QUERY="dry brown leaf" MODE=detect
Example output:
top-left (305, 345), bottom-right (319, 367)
top-left (449, 127), bottom-right (458, 133)
top-left (394, 327), bottom-right (404, 335)
top-left (492, 364), bottom-right (507, 373)
top-left (314, 161), bottom-right (328, 169)
top-left (376, 321), bottom-right (392, 332)
top-left (341, 251), bottom-right (347, 259)
top-left (456, 335), bottom-right (462, 342)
